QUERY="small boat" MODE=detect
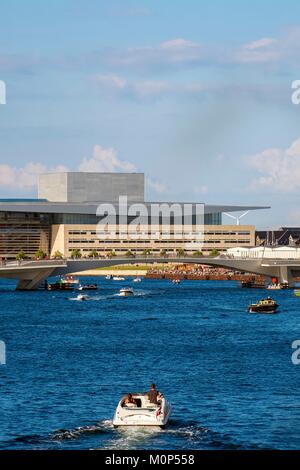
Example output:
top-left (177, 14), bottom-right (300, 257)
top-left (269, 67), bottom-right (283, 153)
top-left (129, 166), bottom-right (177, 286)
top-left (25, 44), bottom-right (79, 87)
top-left (113, 392), bottom-right (171, 427)
top-left (119, 287), bottom-right (134, 297)
top-left (46, 275), bottom-right (79, 291)
top-left (267, 282), bottom-right (289, 290)
top-left (76, 294), bottom-right (89, 301)
top-left (113, 276), bottom-right (125, 281)
top-left (241, 280), bottom-right (265, 289)
top-left (267, 284), bottom-right (282, 290)
top-left (78, 284), bottom-right (98, 291)
top-left (294, 289), bottom-right (300, 297)
top-left (133, 277), bottom-right (142, 283)
top-left (105, 275), bottom-right (113, 280)
top-left (248, 297), bottom-right (279, 314)
top-left (172, 279), bottom-right (181, 284)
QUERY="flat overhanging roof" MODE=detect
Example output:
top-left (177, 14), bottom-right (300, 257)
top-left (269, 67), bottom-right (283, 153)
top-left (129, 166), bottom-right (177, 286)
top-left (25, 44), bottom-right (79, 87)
top-left (0, 200), bottom-right (270, 215)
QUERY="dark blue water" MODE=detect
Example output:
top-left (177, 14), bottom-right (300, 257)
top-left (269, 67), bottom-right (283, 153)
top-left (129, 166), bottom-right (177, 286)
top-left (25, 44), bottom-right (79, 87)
top-left (0, 277), bottom-right (299, 450)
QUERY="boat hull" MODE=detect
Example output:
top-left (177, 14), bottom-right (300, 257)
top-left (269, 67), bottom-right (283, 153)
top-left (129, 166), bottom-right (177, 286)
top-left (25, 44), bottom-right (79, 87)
top-left (248, 305), bottom-right (278, 314)
top-left (112, 395), bottom-right (171, 427)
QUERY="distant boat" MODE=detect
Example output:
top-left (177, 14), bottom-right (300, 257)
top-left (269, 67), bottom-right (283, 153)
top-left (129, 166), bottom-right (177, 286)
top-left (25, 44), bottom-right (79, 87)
top-left (46, 276), bottom-right (79, 291)
top-left (172, 279), bottom-right (181, 284)
top-left (133, 277), bottom-right (142, 283)
top-left (76, 293), bottom-right (89, 301)
top-left (267, 284), bottom-right (282, 290)
top-left (119, 287), bottom-right (134, 297)
top-left (113, 276), bottom-right (125, 281)
top-left (105, 275), bottom-right (113, 280)
top-left (294, 289), bottom-right (300, 297)
top-left (267, 282), bottom-right (289, 290)
top-left (248, 297), bottom-right (279, 314)
top-left (78, 284), bottom-right (98, 291)
top-left (241, 280), bottom-right (265, 289)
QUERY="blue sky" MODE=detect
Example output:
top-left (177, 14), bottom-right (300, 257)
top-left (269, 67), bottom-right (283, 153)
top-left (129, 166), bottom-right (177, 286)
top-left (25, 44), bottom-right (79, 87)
top-left (1, 0), bottom-right (300, 228)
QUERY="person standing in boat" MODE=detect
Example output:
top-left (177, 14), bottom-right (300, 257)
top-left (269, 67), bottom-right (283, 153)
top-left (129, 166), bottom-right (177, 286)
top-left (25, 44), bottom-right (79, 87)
top-left (148, 383), bottom-right (160, 404)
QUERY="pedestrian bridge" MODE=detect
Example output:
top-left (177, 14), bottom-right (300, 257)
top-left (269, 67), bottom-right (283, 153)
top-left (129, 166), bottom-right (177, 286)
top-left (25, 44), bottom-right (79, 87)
top-left (1, 254), bottom-right (300, 290)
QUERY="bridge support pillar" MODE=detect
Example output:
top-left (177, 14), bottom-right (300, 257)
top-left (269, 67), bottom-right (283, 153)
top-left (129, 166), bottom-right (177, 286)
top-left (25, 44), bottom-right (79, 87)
top-left (278, 266), bottom-right (294, 286)
top-left (16, 268), bottom-right (55, 291)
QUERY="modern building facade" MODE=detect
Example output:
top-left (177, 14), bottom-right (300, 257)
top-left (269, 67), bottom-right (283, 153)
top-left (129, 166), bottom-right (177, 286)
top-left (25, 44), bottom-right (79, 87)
top-left (0, 172), bottom-right (266, 259)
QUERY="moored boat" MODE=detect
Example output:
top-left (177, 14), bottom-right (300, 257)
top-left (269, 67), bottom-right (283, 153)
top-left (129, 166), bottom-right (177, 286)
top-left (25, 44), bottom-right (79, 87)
top-left (267, 282), bottom-right (289, 290)
top-left (241, 280), bottom-right (265, 289)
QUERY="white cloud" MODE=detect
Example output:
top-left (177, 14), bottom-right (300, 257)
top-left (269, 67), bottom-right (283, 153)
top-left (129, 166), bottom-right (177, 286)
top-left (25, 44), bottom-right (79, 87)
top-left (248, 137), bottom-right (300, 192)
top-left (0, 146), bottom-right (175, 196)
top-left (93, 73), bottom-right (205, 100)
top-left (93, 74), bottom-right (126, 91)
top-left (146, 177), bottom-right (168, 194)
top-left (244, 38), bottom-right (277, 51)
top-left (78, 145), bottom-right (137, 173)
top-left (0, 162), bottom-right (67, 190)
top-left (0, 145), bottom-right (137, 191)
top-left (106, 37), bottom-right (205, 70)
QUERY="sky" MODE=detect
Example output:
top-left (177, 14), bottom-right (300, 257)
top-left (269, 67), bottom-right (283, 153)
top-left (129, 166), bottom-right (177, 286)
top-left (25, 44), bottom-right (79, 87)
top-left (0, 0), bottom-right (300, 228)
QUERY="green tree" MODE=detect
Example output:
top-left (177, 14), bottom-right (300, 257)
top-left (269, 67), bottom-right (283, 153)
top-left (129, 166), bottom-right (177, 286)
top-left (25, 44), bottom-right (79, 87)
top-left (34, 249), bottom-right (47, 260)
top-left (176, 248), bottom-right (186, 257)
top-left (142, 248), bottom-right (151, 257)
top-left (125, 250), bottom-right (135, 258)
top-left (53, 250), bottom-right (64, 259)
top-left (210, 248), bottom-right (220, 257)
top-left (107, 250), bottom-right (116, 258)
top-left (160, 249), bottom-right (167, 258)
top-left (70, 249), bottom-right (82, 259)
top-left (193, 250), bottom-right (203, 258)
top-left (88, 249), bottom-right (98, 258)
top-left (16, 250), bottom-right (26, 261)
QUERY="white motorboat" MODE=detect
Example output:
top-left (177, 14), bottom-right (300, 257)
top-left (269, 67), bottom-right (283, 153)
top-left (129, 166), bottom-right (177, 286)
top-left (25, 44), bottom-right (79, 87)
top-left (113, 276), bottom-right (125, 281)
top-left (267, 284), bottom-right (281, 290)
top-left (113, 392), bottom-right (171, 427)
top-left (172, 279), bottom-right (181, 284)
top-left (133, 277), bottom-right (142, 283)
top-left (76, 293), bottom-right (89, 301)
top-left (119, 287), bottom-right (134, 297)
top-left (106, 275), bottom-right (113, 280)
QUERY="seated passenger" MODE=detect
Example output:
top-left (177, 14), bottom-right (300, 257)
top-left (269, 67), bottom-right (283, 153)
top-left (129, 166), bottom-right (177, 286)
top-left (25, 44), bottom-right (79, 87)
top-left (124, 393), bottom-right (137, 406)
top-left (147, 383), bottom-right (160, 405)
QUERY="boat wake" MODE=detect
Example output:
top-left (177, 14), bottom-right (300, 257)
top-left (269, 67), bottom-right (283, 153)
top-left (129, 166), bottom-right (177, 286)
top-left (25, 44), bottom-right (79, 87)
top-left (51, 420), bottom-right (114, 441)
top-left (1, 419), bottom-right (258, 450)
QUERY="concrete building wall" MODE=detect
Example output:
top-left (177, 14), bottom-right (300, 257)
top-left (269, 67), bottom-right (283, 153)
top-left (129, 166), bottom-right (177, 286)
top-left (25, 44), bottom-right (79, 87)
top-left (38, 173), bottom-right (68, 202)
top-left (50, 223), bottom-right (255, 257)
top-left (38, 172), bottom-right (145, 203)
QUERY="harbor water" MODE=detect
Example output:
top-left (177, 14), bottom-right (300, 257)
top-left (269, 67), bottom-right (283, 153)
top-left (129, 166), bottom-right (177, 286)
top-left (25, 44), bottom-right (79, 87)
top-left (0, 277), bottom-right (299, 450)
